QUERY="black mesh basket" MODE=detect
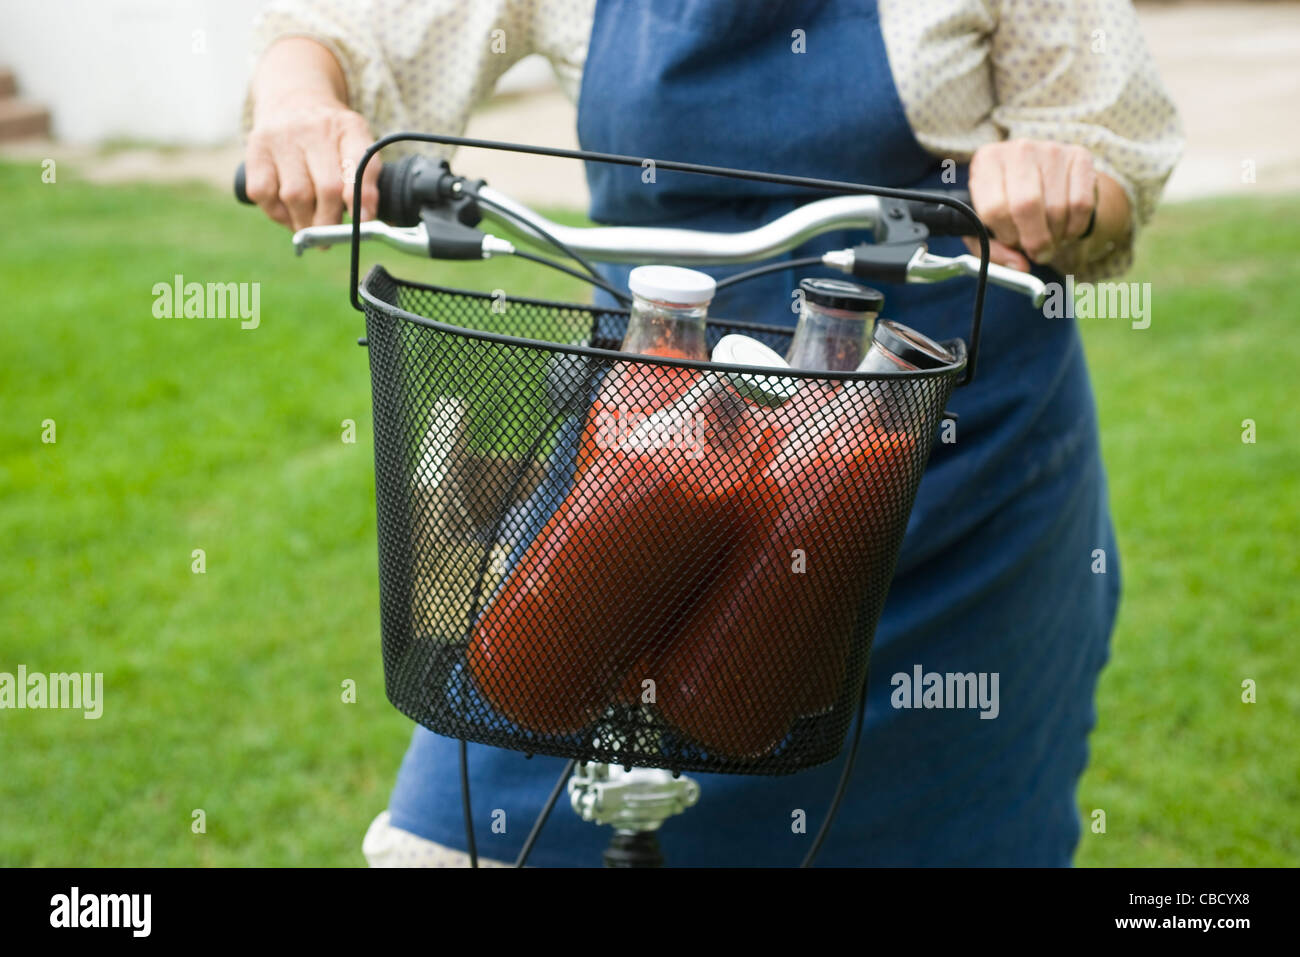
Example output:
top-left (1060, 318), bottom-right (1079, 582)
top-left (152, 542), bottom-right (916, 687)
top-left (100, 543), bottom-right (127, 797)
top-left (341, 132), bottom-right (993, 779)
top-left (359, 266), bottom-right (965, 775)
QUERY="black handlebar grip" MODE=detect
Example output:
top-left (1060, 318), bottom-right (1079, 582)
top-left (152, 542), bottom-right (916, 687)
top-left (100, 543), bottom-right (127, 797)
top-left (235, 157), bottom-right (407, 222)
top-left (375, 159), bottom-right (410, 226)
top-left (234, 162), bottom-right (253, 204)
top-left (906, 188), bottom-right (976, 236)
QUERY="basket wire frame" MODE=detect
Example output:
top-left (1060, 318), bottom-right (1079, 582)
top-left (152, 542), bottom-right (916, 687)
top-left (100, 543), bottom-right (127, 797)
top-left (361, 267), bottom-right (962, 776)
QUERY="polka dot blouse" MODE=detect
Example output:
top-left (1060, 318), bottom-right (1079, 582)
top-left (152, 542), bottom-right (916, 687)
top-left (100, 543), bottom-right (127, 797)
top-left (247, 0), bottom-right (1182, 280)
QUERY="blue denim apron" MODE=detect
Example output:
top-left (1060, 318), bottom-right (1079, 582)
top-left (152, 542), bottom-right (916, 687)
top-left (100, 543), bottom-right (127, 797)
top-left (388, 0), bottom-right (1120, 866)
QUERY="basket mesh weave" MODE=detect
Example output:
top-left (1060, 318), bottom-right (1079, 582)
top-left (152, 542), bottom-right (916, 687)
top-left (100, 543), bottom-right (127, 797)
top-left (360, 265), bottom-right (961, 775)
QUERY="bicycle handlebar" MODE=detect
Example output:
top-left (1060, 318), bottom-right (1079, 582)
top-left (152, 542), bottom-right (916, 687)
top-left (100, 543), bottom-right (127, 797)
top-left (233, 148), bottom-right (1045, 313)
top-left (476, 186), bottom-right (885, 264)
top-left (234, 156), bottom-right (975, 240)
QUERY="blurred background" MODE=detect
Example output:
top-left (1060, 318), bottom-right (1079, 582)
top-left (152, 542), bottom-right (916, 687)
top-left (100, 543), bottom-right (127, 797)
top-left (1, 0), bottom-right (1296, 865)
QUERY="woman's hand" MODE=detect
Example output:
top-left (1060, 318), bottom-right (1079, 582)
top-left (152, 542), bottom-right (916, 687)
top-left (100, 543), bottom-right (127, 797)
top-left (244, 37), bottom-right (381, 231)
top-left (964, 139), bottom-right (1127, 272)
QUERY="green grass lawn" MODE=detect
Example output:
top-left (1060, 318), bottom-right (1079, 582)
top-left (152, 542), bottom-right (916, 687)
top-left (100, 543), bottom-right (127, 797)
top-left (1071, 197), bottom-right (1300, 866)
top-left (1, 161), bottom-right (1296, 866)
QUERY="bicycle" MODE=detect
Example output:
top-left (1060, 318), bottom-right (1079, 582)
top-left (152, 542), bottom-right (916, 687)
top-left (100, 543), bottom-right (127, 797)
top-left (236, 133), bottom-right (1046, 867)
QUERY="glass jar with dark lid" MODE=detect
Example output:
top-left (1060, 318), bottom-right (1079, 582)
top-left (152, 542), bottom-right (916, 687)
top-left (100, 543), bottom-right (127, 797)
top-left (856, 319), bottom-right (956, 373)
top-left (786, 278), bottom-right (885, 372)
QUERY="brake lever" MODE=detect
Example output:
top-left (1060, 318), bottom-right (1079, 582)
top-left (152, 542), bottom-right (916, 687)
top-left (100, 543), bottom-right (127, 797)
top-left (292, 220), bottom-right (428, 256)
top-left (908, 251), bottom-right (1048, 308)
top-left (291, 220), bottom-right (515, 259)
top-left (823, 244), bottom-right (1047, 308)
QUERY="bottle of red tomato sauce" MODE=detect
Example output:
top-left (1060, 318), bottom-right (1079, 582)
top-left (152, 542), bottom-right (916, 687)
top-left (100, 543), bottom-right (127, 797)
top-left (469, 267), bottom-right (766, 737)
top-left (656, 315), bottom-right (957, 760)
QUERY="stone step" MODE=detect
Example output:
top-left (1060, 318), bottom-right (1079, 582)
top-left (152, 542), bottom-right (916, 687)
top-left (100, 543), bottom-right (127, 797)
top-left (0, 98), bottom-right (52, 141)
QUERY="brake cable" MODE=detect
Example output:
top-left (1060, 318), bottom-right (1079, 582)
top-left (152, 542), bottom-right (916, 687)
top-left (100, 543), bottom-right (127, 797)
top-left (714, 256), bottom-right (828, 290)
top-left (515, 759), bottom-right (577, 868)
top-left (801, 664), bottom-right (871, 867)
top-left (470, 189), bottom-right (633, 306)
top-left (509, 249), bottom-right (631, 305)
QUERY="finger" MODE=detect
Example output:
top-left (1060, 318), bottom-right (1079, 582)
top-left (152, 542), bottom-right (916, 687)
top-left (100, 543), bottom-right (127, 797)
top-left (989, 239), bottom-right (1031, 272)
top-left (338, 117), bottom-right (380, 222)
top-left (1003, 143), bottom-right (1053, 263)
top-left (969, 147), bottom-right (1020, 251)
top-left (244, 138), bottom-right (292, 228)
top-left (1064, 149), bottom-right (1098, 240)
top-left (964, 236), bottom-right (1031, 272)
top-left (1039, 145), bottom-right (1072, 246)
top-left (276, 148), bottom-right (317, 232)
top-left (303, 140), bottom-right (346, 227)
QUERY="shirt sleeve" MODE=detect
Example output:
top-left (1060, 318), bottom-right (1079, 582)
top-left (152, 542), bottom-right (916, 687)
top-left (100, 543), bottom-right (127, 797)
top-left (527, 0), bottom-right (596, 103)
top-left (243, 0), bottom-right (537, 157)
top-left (985, 0), bottom-right (1183, 279)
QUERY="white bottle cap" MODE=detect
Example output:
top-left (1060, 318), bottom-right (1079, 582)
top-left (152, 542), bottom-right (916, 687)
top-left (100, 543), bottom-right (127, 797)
top-left (628, 265), bottom-right (717, 306)
top-left (711, 334), bottom-right (798, 407)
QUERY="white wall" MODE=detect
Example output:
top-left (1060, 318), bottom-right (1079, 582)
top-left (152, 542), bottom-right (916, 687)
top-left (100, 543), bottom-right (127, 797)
top-left (1, 0), bottom-right (267, 144)
top-left (0, 0), bottom-right (558, 146)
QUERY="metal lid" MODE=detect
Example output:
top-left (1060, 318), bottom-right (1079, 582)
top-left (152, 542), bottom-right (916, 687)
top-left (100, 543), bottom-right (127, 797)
top-left (869, 320), bottom-right (955, 370)
top-left (799, 277), bottom-right (884, 313)
top-left (711, 334), bottom-right (799, 406)
top-left (628, 265), bottom-right (716, 306)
